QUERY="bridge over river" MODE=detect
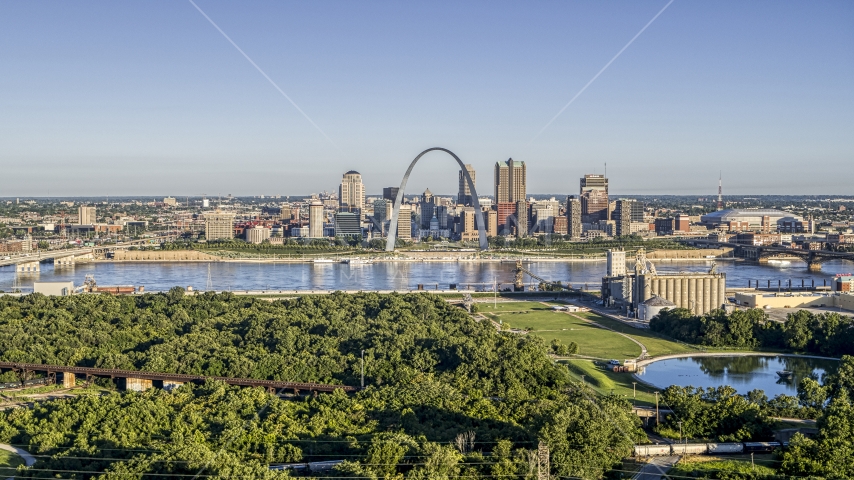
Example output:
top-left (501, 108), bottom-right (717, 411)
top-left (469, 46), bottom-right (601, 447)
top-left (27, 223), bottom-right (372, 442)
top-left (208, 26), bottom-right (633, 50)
top-left (683, 239), bottom-right (854, 272)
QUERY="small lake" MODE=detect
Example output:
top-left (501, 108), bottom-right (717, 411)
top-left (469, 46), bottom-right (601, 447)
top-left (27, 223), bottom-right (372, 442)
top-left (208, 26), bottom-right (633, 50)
top-left (636, 355), bottom-right (839, 398)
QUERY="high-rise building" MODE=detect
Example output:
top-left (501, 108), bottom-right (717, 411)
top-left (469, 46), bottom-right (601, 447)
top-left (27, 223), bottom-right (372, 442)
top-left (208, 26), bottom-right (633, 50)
top-left (580, 174), bottom-right (609, 223)
top-left (308, 201), bottom-right (325, 238)
top-left (339, 171), bottom-right (365, 212)
top-left (78, 206), bottom-right (96, 225)
top-left (383, 187), bottom-right (400, 206)
top-left (458, 164), bottom-right (476, 206)
top-left (163, 197), bottom-right (178, 206)
top-left (484, 209), bottom-right (498, 237)
top-left (204, 211), bottom-right (235, 240)
top-left (397, 204), bottom-right (412, 241)
top-left (614, 199), bottom-right (643, 237)
top-left (373, 199), bottom-right (391, 222)
top-left (497, 202), bottom-right (516, 234)
top-left (566, 196), bottom-right (582, 240)
top-left (494, 158), bottom-right (526, 204)
top-left (460, 207), bottom-right (478, 242)
top-left (515, 199), bottom-right (528, 237)
top-left (420, 189), bottom-right (435, 229)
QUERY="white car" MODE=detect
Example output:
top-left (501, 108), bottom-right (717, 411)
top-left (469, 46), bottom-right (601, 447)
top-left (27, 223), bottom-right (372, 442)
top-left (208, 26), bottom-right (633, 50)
top-left (608, 359), bottom-right (621, 366)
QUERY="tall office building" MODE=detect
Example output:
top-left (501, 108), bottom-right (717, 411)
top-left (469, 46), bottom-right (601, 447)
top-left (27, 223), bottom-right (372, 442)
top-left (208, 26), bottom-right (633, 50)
top-left (566, 196), bottom-right (582, 240)
top-left (460, 207), bottom-right (478, 242)
top-left (308, 201), bottom-right (325, 238)
top-left (383, 187), bottom-right (400, 206)
top-left (397, 204), bottom-right (412, 241)
top-left (78, 206), bottom-right (96, 225)
top-left (614, 199), bottom-right (643, 237)
top-left (515, 200), bottom-right (528, 237)
top-left (419, 189), bottom-right (435, 229)
top-left (494, 158), bottom-right (526, 232)
top-left (373, 199), bottom-right (391, 222)
top-left (484, 209), bottom-right (498, 237)
top-left (339, 171), bottom-right (365, 212)
top-left (580, 174), bottom-right (609, 223)
top-left (494, 158), bottom-right (526, 204)
top-left (204, 211), bottom-right (235, 240)
top-left (457, 164), bottom-right (476, 206)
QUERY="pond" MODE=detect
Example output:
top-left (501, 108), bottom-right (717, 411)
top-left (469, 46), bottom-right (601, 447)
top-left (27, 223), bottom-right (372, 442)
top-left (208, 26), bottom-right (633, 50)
top-left (636, 355), bottom-right (839, 398)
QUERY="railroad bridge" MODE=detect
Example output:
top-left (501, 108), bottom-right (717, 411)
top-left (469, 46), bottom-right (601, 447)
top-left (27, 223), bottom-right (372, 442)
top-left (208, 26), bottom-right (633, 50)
top-left (683, 239), bottom-right (854, 272)
top-left (0, 362), bottom-right (355, 395)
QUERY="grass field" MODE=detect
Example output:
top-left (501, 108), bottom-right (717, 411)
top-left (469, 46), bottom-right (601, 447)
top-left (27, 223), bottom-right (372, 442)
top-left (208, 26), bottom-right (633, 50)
top-left (670, 455), bottom-right (778, 477)
top-left (575, 312), bottom-right (699, 357)
top-left (479, 302), bottom-right (642, 359)
top-left (563, 359), bottom-right (657, 407)
top-left (0, 449), bottom-right (25, 476)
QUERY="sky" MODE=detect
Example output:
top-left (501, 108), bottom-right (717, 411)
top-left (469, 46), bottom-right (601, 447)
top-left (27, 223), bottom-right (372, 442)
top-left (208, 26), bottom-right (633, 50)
top-left (1, 0), bottom-right (852, 197)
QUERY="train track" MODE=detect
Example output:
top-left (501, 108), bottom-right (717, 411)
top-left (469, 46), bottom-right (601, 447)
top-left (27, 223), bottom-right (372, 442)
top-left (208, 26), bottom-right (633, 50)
top-left (0, 362), bottom-right (355, 393)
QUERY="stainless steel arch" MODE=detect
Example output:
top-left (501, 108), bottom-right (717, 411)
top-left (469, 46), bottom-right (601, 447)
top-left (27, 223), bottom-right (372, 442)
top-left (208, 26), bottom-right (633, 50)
top-left (386, 148), bottom-right (488, 252)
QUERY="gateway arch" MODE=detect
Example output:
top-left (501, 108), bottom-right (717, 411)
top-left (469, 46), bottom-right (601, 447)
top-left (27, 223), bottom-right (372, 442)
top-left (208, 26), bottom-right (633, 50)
top-left (386, 148), bottom-right (488, 252)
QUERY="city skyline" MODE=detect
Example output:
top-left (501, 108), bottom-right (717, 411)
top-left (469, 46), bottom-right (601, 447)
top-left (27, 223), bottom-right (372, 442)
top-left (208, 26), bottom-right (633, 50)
top-left (1, 1), bottom-right (852, 196)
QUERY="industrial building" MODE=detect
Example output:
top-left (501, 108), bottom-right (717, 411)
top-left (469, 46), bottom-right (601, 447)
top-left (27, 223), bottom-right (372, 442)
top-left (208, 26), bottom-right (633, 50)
top-left (602, 249), bottom-right (728, 318)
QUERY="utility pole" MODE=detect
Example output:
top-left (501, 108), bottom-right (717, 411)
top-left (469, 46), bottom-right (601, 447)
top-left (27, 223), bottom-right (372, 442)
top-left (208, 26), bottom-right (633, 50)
top-left (678, 421), bottom-right (683, 444)
top-left (360, 350), bottom-right (365, 389)
top-left (655, 391), bottom-right (660, 426)
top-left (632, 382), bottom-right (637, 406)
top-left (537, 441), bottom-right (549, 480)
top-left (493, 276), bottom-right (497, 309)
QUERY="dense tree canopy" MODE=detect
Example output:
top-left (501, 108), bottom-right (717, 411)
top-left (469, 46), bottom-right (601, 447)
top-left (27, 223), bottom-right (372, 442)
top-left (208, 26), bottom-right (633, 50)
top-left (0, 292), bottom-right (644, 478)
top-left (650, 308), bottom-right (854, 357)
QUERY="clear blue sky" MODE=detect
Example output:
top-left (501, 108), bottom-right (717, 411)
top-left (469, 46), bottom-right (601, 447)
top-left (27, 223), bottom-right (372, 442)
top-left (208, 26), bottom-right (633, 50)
top-left (1, 1), bottom-right (852, 197)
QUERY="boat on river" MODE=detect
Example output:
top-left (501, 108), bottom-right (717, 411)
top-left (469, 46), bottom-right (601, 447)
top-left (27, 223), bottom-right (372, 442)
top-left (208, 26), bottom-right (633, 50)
top-left (776, 370), bottom-right (794, 379)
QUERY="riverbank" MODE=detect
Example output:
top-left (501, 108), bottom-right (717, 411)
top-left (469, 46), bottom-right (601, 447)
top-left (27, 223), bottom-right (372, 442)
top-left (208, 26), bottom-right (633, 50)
top-left (635, 351), bottom-right (841, 368)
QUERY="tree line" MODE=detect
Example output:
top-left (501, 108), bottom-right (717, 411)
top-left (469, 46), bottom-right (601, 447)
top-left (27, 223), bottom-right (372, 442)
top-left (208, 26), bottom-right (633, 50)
top-left (649, 308), bottom-right (854, 357)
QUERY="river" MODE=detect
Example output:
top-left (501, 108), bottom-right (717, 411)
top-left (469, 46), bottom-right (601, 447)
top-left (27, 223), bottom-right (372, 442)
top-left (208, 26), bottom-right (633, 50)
top-left (0, 258), bottom-right (851, 293)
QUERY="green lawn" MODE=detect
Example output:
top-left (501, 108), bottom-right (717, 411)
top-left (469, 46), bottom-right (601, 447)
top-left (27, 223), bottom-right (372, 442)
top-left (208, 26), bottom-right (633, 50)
top-left (481, 303), bottom-right (642, 359)
top-left (576, 312), bottom-right (699, 357)
top-left (563, 359), bottom-right (657, 407)
top-left (0, 449), bottom-right (25, 476)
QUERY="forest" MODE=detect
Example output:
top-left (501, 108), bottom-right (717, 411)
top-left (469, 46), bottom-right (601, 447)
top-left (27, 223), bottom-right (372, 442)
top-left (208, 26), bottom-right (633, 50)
top-left (649, 308), bottom-right (854, 357)
top-left (0, 291), bottom-right (643, 478)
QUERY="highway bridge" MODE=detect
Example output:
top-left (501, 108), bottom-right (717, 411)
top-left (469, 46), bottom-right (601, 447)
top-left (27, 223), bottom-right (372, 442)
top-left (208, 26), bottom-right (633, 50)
top-left (683, 239), bottom-right (854, 272)
top-left (0, 234), bottom-right (181, 269)
top-left (0, 361), bottom-right (356, 394)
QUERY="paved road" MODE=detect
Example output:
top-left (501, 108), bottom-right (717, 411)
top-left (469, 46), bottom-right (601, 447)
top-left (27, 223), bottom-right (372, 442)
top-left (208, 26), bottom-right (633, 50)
top-left (633, 455), bottom-right (679, 480)
top-left (1, 443), bottom-right (36, 480)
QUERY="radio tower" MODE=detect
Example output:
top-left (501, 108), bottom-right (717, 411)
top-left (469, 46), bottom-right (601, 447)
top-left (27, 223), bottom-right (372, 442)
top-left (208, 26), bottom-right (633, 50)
top-left (717, 172), bottom-right (723, 211)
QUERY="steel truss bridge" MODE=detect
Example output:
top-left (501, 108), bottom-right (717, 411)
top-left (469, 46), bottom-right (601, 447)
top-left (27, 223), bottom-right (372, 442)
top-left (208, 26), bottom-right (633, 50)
top-left (682, 239), bottom-right (854, 272)
top-left (0, 362), bottom-right (355, 395)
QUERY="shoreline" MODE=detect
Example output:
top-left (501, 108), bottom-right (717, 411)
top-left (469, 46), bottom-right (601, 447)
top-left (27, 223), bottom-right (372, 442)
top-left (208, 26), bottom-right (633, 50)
top-left (635, 351), bottom-right (841, 368)
top-left (89, 256), bottom-right (740, 265)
